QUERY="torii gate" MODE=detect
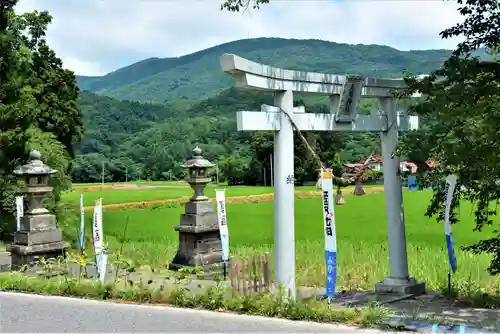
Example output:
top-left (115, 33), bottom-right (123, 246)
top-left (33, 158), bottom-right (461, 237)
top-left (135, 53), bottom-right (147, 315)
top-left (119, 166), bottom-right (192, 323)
top-left (220, 54), bottom-right (425, 298)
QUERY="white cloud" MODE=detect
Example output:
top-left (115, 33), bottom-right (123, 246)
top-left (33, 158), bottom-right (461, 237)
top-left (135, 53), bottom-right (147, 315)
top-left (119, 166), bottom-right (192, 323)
top-left (15, 0), bottom-right (463, 76)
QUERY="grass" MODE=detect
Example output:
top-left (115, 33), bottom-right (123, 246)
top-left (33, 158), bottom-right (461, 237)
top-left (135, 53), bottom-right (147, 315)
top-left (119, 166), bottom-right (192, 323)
top-left (0, 272), bottom-right (391, 328)
top-left (70, 189), bottom-right (500, 300)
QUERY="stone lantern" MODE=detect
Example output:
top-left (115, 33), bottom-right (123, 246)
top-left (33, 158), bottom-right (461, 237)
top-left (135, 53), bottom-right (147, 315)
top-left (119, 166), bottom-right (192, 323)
top-left (7, 150), bottom-right (68, 268)
top-left (183, 146), bottom-right (215, 201)
top-left (169, 147), bottom-right (223, 270)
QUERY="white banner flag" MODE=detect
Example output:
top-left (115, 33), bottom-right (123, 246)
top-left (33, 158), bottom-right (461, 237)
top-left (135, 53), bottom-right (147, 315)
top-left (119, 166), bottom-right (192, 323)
top-left (15, 196), bottom-right (24, 232)
top-left (92, 199), bottom-right (103, 257)
top-left (321, 169), bottom-right (337, 299)
top-left (98, 245), bottom-right (109, 282)
top-left (215, 189), bottom-right (230, 262)
top-left (79, 194), bottom-right (85, 250)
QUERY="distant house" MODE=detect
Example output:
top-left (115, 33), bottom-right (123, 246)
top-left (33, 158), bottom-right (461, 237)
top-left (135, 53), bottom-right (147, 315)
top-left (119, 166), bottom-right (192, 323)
top-left (401, 160), bottom-right (436, 175)
top-left (343, 156), bottom-right (435, 175)
top-left (343, 156), bottom-right (383, 172)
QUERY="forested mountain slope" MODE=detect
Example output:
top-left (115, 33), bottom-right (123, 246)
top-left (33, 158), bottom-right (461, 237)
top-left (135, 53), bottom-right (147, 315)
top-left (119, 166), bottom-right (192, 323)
top-left (77, 37), bottom-right (453, 103)
top-left (73, 89), bottom-right (394, 184)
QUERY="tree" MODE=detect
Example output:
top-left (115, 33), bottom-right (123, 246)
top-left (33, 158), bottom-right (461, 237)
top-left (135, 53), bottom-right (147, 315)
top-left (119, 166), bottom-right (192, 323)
top-left (0, 1), bottom-right (83, 238)
top-left (221, 0), bottom-right (269, 12)
top-left (399, 0), bottom-right (500, 274)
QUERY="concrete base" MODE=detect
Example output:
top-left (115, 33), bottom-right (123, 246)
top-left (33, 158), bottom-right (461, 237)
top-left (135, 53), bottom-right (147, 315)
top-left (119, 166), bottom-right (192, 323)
top-left (0, 252), bottom-right (11, 272)
top-left (14, 229), bottom-right (63, 246)
top-left (169, 231), bottom-right (223, 270)
top-left (375, 276), bottom-right (426, 295)
top-left (169, 252), bottom-right (224, 271)
top-left (21, 214), bottom-right (57, 231)
top-left (7, 241), bottom-right (69, 269)
top-left (170, 199), bottom-right (222, 271)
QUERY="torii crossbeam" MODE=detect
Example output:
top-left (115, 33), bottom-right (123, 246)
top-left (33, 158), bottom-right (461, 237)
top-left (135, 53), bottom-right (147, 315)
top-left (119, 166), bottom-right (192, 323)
top-left (220, 54), bottom-right (425, 298)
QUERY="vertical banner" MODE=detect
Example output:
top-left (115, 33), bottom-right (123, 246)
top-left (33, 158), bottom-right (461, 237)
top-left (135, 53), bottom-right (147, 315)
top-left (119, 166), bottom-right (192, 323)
top-left (215, 189), bottom-right (230, 262)
top-left (321, 168), bottom-right (337, 299)
top-left (92, 199), bottom-right (103, 260)
top-left (444, 175), bottom-right (458, 273)
top-left (79, 194), bottom-right (85, 251)
top-left (99, 244), bottom-right (109, 282)
top-left (15, 196), bottom-right (24, 232)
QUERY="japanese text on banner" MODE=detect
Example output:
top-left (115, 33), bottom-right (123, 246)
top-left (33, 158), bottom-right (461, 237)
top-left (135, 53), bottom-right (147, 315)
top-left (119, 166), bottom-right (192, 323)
top-left (215, 190), bottom-right (230, 262)
top-left (321, 169), bottom-right (337, 299)
top-left (92, 199), bottom-right (103, 256)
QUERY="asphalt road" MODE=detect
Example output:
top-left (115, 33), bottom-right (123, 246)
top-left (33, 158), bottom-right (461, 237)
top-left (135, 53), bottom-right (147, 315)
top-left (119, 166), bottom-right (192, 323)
top-left (0, 292), bottom-right (400, 333)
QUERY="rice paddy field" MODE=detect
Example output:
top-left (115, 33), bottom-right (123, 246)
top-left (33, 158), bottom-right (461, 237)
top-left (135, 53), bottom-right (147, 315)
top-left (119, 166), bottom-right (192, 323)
top-left (66, 184), bottom-right (275, 207)
top-left (62, 182), bottom-right (500, 297)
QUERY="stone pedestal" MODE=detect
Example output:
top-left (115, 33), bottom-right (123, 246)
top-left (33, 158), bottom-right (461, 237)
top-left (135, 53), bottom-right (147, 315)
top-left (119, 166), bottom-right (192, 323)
top-left (7, 213), bottom-right (68, 268)
top-left (0, 252), bottom-right (11, 272)
top-left (375, 276), bottom-right (426, 295)
top-left (169, 201), bottom-right (223, 269)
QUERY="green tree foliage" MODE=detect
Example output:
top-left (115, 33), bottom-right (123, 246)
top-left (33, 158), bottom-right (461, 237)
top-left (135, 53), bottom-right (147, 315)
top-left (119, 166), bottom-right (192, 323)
top-left (74, 87), bottom-right (385, 185)
top-left (220, 0), bottom-right (269, 12)
top-left (399, 0), bottom-right (500, 274)
top-left (0, 1), bottom-right (82, 237)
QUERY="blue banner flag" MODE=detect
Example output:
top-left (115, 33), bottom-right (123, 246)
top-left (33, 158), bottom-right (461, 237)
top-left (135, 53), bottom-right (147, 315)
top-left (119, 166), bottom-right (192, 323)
top-left (444, 175), bottom-right (458, 273)
top-left (321, 169), bottom-right (337, 299)
top-left (79, 194), bottom-right (85, 250)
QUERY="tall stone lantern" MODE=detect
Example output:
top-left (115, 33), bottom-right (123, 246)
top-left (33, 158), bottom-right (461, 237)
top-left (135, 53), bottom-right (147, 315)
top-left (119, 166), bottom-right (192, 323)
top-left (7, 150), bottom-right (68, 268)
top-left (169, 147), bottom-right (223, 270)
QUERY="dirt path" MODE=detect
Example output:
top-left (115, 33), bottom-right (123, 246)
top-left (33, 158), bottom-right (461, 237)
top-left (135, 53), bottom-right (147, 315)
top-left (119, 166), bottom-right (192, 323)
top-left (82, 187), bottom-right (384, 212)
top-left (73, 183), bottom-right (188, 192)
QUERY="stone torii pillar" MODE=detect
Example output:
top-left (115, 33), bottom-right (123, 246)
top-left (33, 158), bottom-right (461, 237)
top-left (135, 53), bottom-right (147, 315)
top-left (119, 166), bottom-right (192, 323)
top-left (220, 54), bottom-right (425, 297)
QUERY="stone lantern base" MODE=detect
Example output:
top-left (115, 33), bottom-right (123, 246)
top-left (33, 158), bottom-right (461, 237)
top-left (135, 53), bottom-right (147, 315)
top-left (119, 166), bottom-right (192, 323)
top-left (169, 201), bottom-right (223, 270)
top-left (6, 213), bottom-right (68, 269)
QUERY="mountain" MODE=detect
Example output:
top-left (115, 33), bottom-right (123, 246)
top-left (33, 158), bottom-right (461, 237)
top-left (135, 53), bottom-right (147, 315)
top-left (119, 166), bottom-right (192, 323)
top-left (77, 38), bottom-right (454, 103)
top-left (73, 37), bottom-right (459, 184)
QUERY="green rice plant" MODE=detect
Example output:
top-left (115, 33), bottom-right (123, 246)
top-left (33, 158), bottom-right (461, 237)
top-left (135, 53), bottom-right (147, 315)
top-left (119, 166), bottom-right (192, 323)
top-left (87, 190), bottom-right (500, 301)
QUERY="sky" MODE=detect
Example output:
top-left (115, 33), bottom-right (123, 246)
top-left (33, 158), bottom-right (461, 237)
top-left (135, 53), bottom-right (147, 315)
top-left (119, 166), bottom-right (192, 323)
top-left (15, 0), bottom-right (464, 77)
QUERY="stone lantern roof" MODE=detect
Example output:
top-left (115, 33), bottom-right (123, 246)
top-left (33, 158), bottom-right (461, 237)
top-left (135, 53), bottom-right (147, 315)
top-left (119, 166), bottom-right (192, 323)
top-left (181, 147), bottom-right (215, 169)
top-left (13, 150), bottom-right (57, 176)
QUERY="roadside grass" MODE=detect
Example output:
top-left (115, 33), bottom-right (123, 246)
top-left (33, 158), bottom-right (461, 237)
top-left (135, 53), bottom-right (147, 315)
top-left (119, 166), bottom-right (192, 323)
top-left (0, 272), bottom-right (392, 329)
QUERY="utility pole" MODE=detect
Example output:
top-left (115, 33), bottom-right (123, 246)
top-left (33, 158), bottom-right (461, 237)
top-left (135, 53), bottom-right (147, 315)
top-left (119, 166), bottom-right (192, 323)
top-left (264, 167), bottom-right (267, 186)
top-left (125, 167), bottom-right (128, 183)
top-left (216, 164), bottom-right (219, 185)
top-left (101, 162), bottom-right (104, 186)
